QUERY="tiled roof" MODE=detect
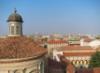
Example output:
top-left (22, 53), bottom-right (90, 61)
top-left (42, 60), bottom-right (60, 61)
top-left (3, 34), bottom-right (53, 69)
top-left (81, 36), bottom-right (92, 42)
top-left (76, 68), bottom-right (100, 73)
top-left (0, 36), bottom-right (47, 59)
top-left (56, 46), bottom-right (95, 56)
top-left (93, 68), bottom-right (100, 73)
top-left (76, 68), bottom-right (93, 73)
top-left (47, 39), bottom-right (67, 44)
top-left (63, 52), bottom-right (94, 56)
top-left (56, 46), bottom-right (93, 51)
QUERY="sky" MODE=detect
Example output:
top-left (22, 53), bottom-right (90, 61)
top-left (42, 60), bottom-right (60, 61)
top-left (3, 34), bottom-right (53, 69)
top-left (0, 0), bottom-right (100, 35)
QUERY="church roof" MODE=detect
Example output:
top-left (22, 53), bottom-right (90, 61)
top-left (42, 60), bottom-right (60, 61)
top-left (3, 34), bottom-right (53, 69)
top-left (0, 36), bottom-right (47, 59)
top-left (7, 9), bottom-right (23, 22)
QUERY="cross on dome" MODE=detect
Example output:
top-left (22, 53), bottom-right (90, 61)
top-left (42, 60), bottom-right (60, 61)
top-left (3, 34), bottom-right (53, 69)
top-left (14, 8), bottom-right (17, 13)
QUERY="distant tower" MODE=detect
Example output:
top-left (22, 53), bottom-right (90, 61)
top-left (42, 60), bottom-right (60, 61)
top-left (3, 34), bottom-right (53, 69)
top-left (7, 9), bottom-right (23, 36)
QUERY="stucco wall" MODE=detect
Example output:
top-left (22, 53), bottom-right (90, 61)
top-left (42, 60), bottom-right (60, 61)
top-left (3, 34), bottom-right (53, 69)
top-left (0, 57), bottom-right (45, 73)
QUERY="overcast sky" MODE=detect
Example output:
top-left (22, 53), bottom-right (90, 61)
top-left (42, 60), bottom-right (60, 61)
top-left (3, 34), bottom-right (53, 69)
top-left (0, 0), bottom-right (100, 35)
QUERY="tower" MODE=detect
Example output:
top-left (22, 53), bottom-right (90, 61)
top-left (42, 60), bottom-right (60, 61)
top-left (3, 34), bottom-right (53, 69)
top-left (7, 9), bottom-right (23, 36)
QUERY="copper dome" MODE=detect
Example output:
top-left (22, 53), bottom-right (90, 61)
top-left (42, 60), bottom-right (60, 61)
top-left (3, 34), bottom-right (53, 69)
top-left (7, 9), bottom-right (23, 22)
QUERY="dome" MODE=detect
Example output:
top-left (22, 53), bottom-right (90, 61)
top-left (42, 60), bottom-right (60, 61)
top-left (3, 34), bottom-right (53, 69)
top-left (0, 36), bottom-right (47, 59)
top-left (7, 9), bottom-right (23, 22)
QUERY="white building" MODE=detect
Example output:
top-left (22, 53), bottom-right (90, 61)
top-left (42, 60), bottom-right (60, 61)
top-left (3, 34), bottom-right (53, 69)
top-left (44, 39), bottom-right (68, 56)
top-left (52, 46), bottom-right (100, 68)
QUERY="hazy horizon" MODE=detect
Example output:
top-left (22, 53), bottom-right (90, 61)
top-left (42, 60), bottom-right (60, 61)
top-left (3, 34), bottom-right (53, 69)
top-left (0, 0), bottom-right (100, 35)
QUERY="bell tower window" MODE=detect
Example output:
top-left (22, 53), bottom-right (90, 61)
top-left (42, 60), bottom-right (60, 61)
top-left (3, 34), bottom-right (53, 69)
top-left (16, 26), bottom-right (19, 34)
top-left (11, 26), bottom-right (14, 35)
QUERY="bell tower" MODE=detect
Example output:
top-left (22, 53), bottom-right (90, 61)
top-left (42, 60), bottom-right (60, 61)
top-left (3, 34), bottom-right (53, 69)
top-left (7, 9), bottom-right (23, 36)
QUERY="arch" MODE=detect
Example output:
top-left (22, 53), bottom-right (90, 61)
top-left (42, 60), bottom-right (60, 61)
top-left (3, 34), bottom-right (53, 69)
top-left (76, 60), bottom-right (79, 64)
top-left (80, 60), bottom-right (84, 65)
top-left (84, 60), bottom-right (89, 65)
top-left (11, 25), bottom-right (15, 35)
top-left (29, 70), bottom-right (35, 73)
top-left (72, 60), bottom-right (76, 65)
top-left (14, 69), bottom-right (23, 73)
top-left (16, 26), bottom-right (19, 34)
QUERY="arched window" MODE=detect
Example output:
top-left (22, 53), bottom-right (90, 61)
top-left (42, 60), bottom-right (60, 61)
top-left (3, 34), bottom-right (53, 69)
top-left (11, 26), bottom-right (14, 35)
top-left (72, 60), bottom-right (75, 65)
top-left (84, 60), bottom-right (87, 65)
top-left (40, 62), bottom-right (44, 73)
top-left (80, 60), bottom-right (83, 65)
top-left (14, 70), bottom-right (23, 73)
top-left (16, 26), bottom-right (19, 34)
top-left (29, 70), bottom-right (36, 73)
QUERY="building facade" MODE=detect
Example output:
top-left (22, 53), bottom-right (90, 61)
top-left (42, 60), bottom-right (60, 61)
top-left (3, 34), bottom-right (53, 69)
top-left (52, 46), bottom-right (100, 68)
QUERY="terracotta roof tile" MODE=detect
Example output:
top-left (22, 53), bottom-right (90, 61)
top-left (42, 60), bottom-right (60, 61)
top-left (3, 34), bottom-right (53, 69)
top-left (0, 36), bottom-right (47, 59)
top-left (57, 46), bottom-right (93, 51)
top-left (47, 39), bottom-right (67, 44)
top-left (81, 36), bottom-right (92, 42)
top-left (63, 52), bottom-right (94, 56)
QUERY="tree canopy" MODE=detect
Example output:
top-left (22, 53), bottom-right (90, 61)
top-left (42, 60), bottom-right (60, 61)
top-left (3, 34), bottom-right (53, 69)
top-left (95, 35), bottom-right (100, 39)
top-left (89, 51), bottom-right (100, 68)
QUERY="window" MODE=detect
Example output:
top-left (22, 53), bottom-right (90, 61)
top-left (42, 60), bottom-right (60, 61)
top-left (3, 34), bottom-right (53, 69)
top-left (15, 70), bottom-right (23, 73)
top-left (28, 64), bottom-right (41, 73)
top-left (11, 26), bottom-right (14, 35)
top-left (16, 26), bottom-right (19, 34)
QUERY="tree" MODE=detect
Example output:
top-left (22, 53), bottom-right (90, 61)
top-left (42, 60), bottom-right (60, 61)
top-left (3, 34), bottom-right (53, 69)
top-left (95, 35), bottom-right (100, 39)
top-left (89, 51), bottom-right (100, 68)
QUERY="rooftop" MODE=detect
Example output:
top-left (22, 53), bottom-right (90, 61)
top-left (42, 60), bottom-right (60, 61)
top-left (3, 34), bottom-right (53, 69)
top-left (0, 36), bottom-right (47, 59)
top-left (47, 39), bottom-right (67, 44)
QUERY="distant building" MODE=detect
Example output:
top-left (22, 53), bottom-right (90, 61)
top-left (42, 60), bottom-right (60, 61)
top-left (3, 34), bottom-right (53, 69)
top-left (52, 46), bottom-right (100, 68)
top-left (44, 39), bottom-right (68, 56)
top-left (68, 36), bottom-right (80, 46)
top-left (80, 39), bottom-right (100, 48)
top-left (80, 36), bottom-right (93, 46)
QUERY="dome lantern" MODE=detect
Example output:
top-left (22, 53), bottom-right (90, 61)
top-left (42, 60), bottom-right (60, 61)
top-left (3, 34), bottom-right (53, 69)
top-left (7, 9), bottom-right (23, 23)
top-left (7, 9), bottom-right (23, 36)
